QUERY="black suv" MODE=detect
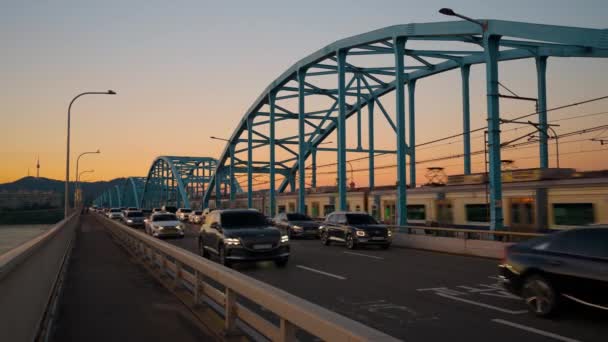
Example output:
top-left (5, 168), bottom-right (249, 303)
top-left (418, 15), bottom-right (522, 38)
top-left (198, 209), bottom-right (290, 267)
top-left (319, 212), bottom-right (391, 249)
top-left (273, 212), bottom-right (321, 238)
top-left (499, 227), bottom-right (608, 317)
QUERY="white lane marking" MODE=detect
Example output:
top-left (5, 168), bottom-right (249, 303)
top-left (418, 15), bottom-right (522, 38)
top-left (296, 265), bottom-right (347, 280)
top-left (492, 319), bottom-right (582, 342)
top-left (436, 293), bottom-right (527, 314)
top-left (343, 251), bottom-right (384, 260)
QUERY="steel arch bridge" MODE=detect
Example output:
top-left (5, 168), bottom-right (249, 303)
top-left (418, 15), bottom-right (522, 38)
top-left (200, 19), bottom-right (608, 229)
top-left (120, 177), bottom-right (146, 208)
top-left (140, 156), bottom-right (241, 210)
top-left (93, 157), bottom-right (237, 209)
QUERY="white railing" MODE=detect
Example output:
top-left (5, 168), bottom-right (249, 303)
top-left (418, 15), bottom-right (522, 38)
top-left (96, 214), bottom-right (400, 342)
top-left (0, 212), bottom-right (79, 342)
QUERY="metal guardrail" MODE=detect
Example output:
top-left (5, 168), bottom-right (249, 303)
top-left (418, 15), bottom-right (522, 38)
top-left (96, 214), bottom-right (399, 342)
top-left (0, 212), bottom-right (79, 342)
top-left (388, 225), bottom-right (544, 243)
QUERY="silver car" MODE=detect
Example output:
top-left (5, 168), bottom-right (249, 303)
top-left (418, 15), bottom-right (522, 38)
top-left (145, 212), bottom-right (185, 238)
top-left (107, 208), bottom-right (123, 220)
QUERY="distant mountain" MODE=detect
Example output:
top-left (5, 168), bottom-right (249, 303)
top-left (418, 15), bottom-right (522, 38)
top-left (0, 176), bottom-right (126, 205)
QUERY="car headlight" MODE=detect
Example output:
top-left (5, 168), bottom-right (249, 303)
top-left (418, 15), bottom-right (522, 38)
top-left (176, 224), bottom-right (183, 230)
top-left (356, 230), bottom-right (366, 237)
top-left (157, 226), bottom-right (164, 230)
top-left (281, 235), bottom-right (289, 243)
top-left (127, 219), bottom-right (133, 223)
top-left (292, 225), bottom-right (303, 231)
top-left (388, 230), bottom-right (392, 237)
top-left (225, 238), bottom-right (240, 246)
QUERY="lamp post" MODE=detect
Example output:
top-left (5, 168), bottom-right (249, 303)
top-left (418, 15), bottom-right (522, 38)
top-left (65, 90), bottom-right (116, 218)
top-left (438, 8), bottom-right (487, 31)
top-left (76, 169), bottom-right (94, 207)
top-left (76, 149), bottom-right (101, 195)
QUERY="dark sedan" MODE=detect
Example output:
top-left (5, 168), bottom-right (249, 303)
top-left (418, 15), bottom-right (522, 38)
top-left (499, 227), bottom-right (608, 317)
top-left (273, 212), bottom-right (321, 238)
top-left (198, 209), bottom-right (290, 267)
top-left (319, 212), bottom-right (391, 249)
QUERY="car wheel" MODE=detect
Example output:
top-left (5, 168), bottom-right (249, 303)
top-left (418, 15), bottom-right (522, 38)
top-left (345, 234), bottom-right (356, 249)
top-left (274, 257), bottom-right (289, 268)
top-left (321, 231), bottom-right (331, 246)
top-left (522, 275), bottom-right (558, 317)
top-left (218, 245), bottom-right (231, 268)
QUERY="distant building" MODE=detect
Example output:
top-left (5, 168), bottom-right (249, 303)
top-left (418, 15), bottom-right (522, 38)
top-left (0, 190), bottom-right (62, 210)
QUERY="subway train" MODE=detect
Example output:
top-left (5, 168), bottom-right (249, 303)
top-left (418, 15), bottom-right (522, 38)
top-left (207, 168), bottom-right (608, 232)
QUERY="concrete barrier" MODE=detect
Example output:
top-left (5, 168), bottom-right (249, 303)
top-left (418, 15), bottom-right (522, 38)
top-left (0, 212), bottom-right (79, 342)
top-left (392, 232), bottom-right (510, 259)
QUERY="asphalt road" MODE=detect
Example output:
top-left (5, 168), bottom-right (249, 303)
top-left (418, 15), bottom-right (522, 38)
top-left (159, 222), bottom-right (607, 342)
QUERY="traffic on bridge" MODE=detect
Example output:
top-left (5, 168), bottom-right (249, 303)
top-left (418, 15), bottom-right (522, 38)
top-left (1, 2), bottom-right (607, 342)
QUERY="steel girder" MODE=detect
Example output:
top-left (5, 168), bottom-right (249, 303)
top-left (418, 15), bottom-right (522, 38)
top-left (201, 19), bottom-right (608, 229)
top-left (120, 177), bottom-right (146, 208)
top-left (141, 156), bottom-right (240, 210)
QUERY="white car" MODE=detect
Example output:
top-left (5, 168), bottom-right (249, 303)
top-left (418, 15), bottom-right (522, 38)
top-left (189, 210), bottom-right (204, 224)
top-left (145, 212), bottom-right (185, 238)
top-left (107, 208), bottom-right (123, 220)
top-left (176, 208), bottom-right (192, 221)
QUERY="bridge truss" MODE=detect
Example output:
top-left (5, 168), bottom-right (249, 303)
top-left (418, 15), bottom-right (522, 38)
top-left (199, 19), bottom-right (608, 229)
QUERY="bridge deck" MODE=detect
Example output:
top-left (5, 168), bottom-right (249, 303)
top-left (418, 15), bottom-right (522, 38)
top-left (51, 216), bottom-right (213, 342)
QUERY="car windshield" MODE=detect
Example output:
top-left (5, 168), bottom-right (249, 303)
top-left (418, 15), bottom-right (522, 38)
top-left (346, 214), bottom-right (378, 225)
top-left (127, 212), bottom-right (143, 217)
top-left (194, 211), bottom-right (203, 215)
top-left (180, 209), bottom-right (192, 213)
top-left (153, 214), bottom-right (177, 221)
top-left (110, 209), bottom-right (121, 212)
top-left (221, 211), bottom-right (268, 229)
top-left (287, 213), bottom-right (312, 221)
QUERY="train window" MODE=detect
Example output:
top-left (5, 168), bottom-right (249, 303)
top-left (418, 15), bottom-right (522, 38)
top-left (323, 204), bottom-right (335, 217)
top-left (553, 203), bottom-right (594, 225)
top-left (278, 205), bottom-right (286, 213)
top-left (511, 203), bottom-right (520, 224)
top-left (311, 202), bottom-right (320, 218)
top-left (407, 205), bottom-right (426, 220)
top-left (465, 204), bottom-right (489, 223)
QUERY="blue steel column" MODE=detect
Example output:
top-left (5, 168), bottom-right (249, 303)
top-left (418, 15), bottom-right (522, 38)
top-left (484, 34), bottom-right (504, 231)
top-left (297, 69), bottom-right (307, 213)
top-left (229, 144), bottom-right (236, 202)
top-left (215, 169), bottom-right (221, 209)
top-left (337, 49), bottom-right (348, 211)
top-left (393, 36), bottom-right (408, 226)
top-left (268, 92), bottom-right (277, 217)
top-left (368, 100), bottom-right (375, 191)
top-left (247, 118), bottom-right (253, 208)
top-left (536, 56), bottom-right (548, 169)
top-left (356, 75), bottom-right (362, 150)
top-left (408, 80), bottom-right (416, 188)
top-left (311, 147), bottom-right (317, 188)
top-left (461, 65), bottom-right (472, 175)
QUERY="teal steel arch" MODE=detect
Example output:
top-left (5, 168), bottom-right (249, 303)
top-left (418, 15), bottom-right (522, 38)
top-left (141, 156), bottom-right (240, 209)
top-left (120, 177), bottom-right (146, 208)
top-left (201, 19), bottom-right (608, 230)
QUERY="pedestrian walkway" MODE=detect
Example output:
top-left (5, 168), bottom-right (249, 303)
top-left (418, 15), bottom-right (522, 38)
top-left (52, 215), bottom-right (214, 342)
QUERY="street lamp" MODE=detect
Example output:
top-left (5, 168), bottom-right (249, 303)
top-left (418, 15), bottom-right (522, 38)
top-left (438, 8), bottom-right (487, 31)
top-left (76, 149), bottom-right (101, 195)
top-left (65, 90), bottom-right (116, 218)
top-left (76, 169), bottom-right (94, 207)
top-left (210, 136), bottom-right (230, 142)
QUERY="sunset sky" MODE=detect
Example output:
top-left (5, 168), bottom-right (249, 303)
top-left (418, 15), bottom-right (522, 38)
top-left (1, 0), bottom-right (607, 188)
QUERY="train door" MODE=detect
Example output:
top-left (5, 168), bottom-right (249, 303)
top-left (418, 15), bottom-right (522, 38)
top-left (436, 200), bottom-right (453, 226)
top-left (383, 200), bottom-right (396, 225)
top-left (510, 198), bottom-right (535, 232)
